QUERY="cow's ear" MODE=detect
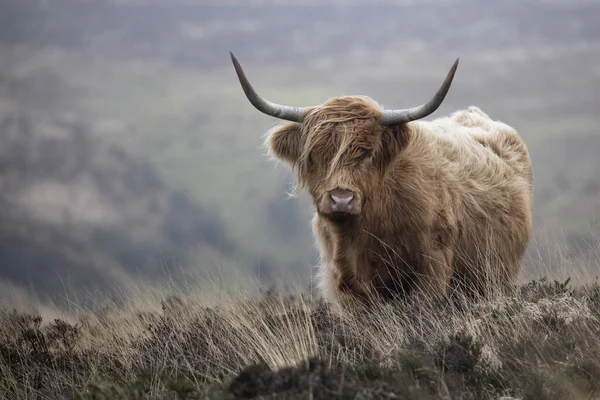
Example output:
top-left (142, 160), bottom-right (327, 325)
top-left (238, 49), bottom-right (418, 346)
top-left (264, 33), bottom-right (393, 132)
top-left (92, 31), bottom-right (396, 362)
top-left (267, 122), bottom-right (303, 165)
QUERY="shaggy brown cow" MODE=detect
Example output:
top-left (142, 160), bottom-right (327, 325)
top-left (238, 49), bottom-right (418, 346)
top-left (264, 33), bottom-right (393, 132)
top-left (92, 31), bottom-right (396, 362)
top-left (230, 52), bottom-right (533, 309)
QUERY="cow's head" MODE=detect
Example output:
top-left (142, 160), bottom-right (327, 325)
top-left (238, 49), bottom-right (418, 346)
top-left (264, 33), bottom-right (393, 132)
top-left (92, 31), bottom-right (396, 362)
top-left (230, 52), bottom-right (458, 224)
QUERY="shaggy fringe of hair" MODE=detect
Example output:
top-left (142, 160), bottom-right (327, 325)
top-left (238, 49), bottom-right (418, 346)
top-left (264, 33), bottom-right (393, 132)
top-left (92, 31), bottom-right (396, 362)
top-left (290, 96), bottom-right (383, 196)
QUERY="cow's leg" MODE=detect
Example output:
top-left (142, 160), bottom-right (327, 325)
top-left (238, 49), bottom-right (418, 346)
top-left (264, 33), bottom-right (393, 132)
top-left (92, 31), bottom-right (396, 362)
top-left (316, 263), bottom-right (372, 313)
top-left (414, 223), bottom-right (455, 301)
top-left (417, 247), bottom-right (454, 300)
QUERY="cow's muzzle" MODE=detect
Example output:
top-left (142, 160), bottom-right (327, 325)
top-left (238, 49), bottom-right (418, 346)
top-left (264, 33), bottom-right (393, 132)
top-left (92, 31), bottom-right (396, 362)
top-left (329, 189), bottom-right (355, 214)
top-left (318, 188), bottom-right (362, 223)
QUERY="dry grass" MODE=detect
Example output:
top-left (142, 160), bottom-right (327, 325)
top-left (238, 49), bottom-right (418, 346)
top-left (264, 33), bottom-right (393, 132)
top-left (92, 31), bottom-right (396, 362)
top-left (1, 272), bottom-right (600, 400)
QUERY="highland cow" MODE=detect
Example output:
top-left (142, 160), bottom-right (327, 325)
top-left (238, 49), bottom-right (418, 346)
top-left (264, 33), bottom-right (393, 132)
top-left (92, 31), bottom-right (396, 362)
top-left (230, 52), bottom-right (533, 309)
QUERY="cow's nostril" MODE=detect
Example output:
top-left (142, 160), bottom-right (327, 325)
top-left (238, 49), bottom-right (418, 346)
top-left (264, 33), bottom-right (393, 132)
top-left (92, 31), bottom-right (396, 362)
top-left (329, 190), bottom-right (355, 213)
top-left (331, 193), bottom-right (354, 205)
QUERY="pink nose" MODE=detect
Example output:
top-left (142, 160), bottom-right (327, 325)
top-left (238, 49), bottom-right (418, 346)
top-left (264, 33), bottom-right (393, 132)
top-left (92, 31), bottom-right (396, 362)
top-left (329, 189), bottom-right (355, 213)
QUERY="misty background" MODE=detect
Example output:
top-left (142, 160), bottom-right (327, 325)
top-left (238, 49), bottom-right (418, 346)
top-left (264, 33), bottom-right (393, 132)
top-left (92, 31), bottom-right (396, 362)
top-left (1, 0), bottom-right (599, 307)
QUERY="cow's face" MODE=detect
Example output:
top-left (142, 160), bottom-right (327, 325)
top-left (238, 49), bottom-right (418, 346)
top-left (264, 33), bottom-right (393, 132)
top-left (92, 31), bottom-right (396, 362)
top-left (267, 97), bottom-right (403, 223)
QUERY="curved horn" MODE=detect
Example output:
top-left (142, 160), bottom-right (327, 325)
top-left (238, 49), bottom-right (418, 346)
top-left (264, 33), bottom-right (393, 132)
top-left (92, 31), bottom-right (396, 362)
top-left (381, 58), bottom-right (459, 126)
top-left (230, 51), bottom-right (306, 122)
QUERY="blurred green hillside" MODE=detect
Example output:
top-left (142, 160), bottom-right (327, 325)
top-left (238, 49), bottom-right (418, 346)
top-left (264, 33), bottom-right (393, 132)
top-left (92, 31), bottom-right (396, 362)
top-left (1, 0), bottom-right (599, 300)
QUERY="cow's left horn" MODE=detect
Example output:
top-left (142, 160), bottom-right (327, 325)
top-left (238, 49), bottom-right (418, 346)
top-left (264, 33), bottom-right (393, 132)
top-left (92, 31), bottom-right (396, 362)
top-left (381, 58), bottom-right (459, 126)
top-left (230, 51), bottom-right (307, 122)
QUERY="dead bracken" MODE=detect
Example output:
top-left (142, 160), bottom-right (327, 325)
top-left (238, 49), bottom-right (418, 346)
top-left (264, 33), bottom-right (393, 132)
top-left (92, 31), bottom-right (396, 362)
top-left (0, 277), bottom-right (599, 399)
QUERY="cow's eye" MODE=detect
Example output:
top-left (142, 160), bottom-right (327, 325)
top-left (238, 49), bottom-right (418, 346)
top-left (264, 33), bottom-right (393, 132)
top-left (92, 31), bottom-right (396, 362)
top-left (307, 154), bottom-right (318, 171)
top-left (357, 147), bottom-right (370, 160)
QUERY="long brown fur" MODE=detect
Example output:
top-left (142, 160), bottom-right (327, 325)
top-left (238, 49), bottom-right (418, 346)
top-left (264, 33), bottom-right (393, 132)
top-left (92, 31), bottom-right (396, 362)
top-left (266, 96), bottom-right (533, 310)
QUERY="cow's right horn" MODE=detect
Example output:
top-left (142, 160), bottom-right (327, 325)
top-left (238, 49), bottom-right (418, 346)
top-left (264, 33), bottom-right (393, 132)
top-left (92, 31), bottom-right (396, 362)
top-left (230, 51), bottom-right (307, 122)
top-left (381, 58), bottom-right (459, 126)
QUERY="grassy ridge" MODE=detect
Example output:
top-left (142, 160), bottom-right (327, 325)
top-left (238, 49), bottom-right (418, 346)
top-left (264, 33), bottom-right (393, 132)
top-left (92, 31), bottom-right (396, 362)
top-left (1, 277), bottom-right (599, 399)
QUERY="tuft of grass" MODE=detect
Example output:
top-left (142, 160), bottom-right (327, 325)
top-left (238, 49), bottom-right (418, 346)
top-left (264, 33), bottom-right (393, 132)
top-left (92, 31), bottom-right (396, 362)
top-left (1, 277), bottom-right (599, 399)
